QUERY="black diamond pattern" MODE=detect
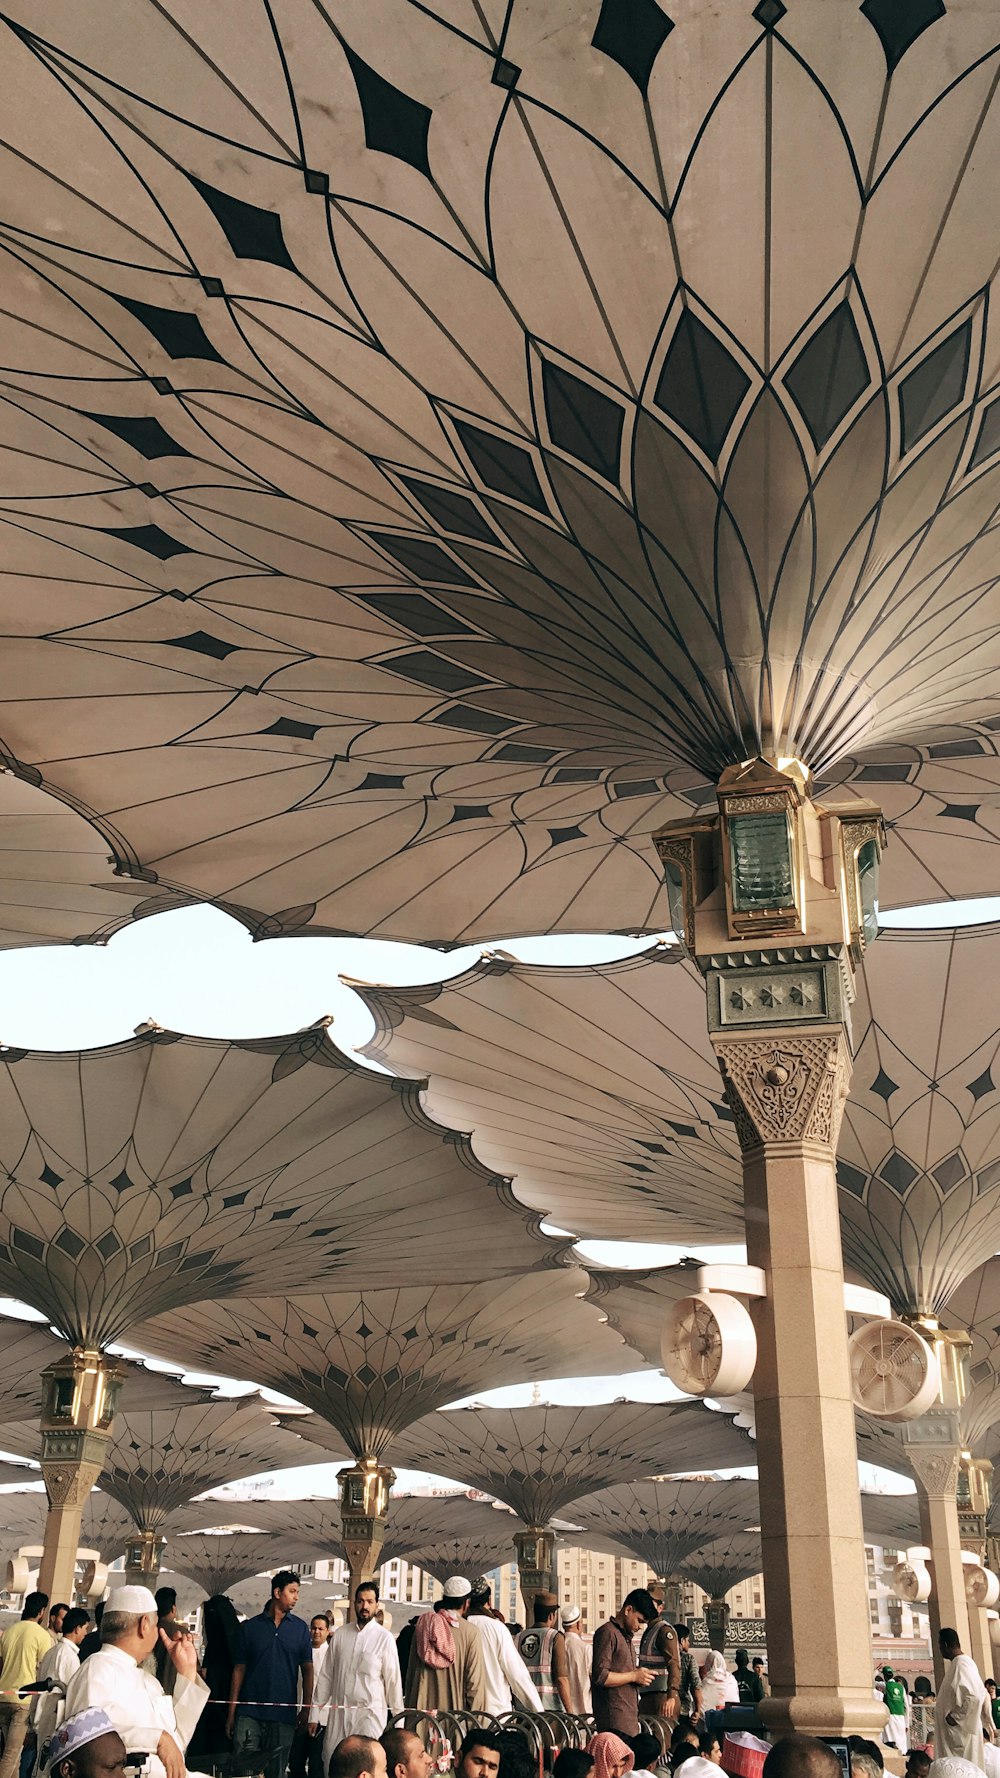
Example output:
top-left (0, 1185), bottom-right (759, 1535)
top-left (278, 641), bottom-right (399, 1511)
top-left (753, 0), bottom-right (786, 25)
top-left (836, 1159), bottom-right (868, 1197)
top-left (592, 0), bottom-right (674, 94)
top-left (369, 531), bottom-right (476, 587)
top-left (85, 413), bottom-right (188, 460)
top-left (106, 524), bottom-right (189, 560)
top-left (190, 173), bottom-right (296, 272)
top-left (343, 44), bottom-right (432, 177)
top-left (400, 477), bottom-right (496, 543)
top-left (109, 1170), bottom-right (134, 1193)
top-left (971, 397), bottom-right (1000, 471)
top-left (968, 1066), bottom-right (995, 1101)
top-left (879, 1151), bottom-right (919, 1193)
top-left (118, 293), bottom-right (224, 364)
top-left (900, 319), bottom-right (971, 453)
top-left (164, 631), bottom-right (239, 660)
top-left (785, 301), bottom-right (870, 449)
top-left (938, 803), bottom-right (980, 822)
top-left (654, 311), bottom-right (751, 459)
top-left (262, 718), bottom-right (320, 739)
top-left (453, 419), bottom-right (548, 510)
top-left (492, 58), bottom-right (520, 89)
top-left (39, 1165), bottom-right (62, 1187)
top-left (861, 0), bottom-right (946, 75)
top-left (362, 591), bottom-right (474, 636)
top-left (870, 1067), bottom-right (899, 1100)
top-left (542, 360), bottom-right (625, 482)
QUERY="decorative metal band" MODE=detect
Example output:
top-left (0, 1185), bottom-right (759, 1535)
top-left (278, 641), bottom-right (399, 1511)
top-left (687, 1617), bottom-right (767, 1648)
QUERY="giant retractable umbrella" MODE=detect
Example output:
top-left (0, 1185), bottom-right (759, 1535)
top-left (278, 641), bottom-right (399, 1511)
top-left (0, 1395), bottom-right (331, 1584)
top-left (0, 1017), bottom-right (552, 1605)
top-left (0, 7), bottom-right (996, 947)
top-left (133, 1268), bottom-right (639, 1594)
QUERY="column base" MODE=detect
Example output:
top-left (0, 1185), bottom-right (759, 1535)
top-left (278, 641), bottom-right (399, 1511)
top-left (760, 1692), bottom-right (888, 1740)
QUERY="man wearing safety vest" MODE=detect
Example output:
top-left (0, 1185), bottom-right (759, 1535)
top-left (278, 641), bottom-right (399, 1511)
top-left (638, 1588), bottom-right (681, 1722)
top-left (514, 1594), bottom-right (572, 1713)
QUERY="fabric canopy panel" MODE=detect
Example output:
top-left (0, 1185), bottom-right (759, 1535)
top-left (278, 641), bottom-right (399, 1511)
top-left (0, 8), bottom-right (998, 944)
top-left (681, 1534), bottom-right (766, 1601)
top-left (132, 1270), bottom-right (642, 1460)
top-left (356, 926), bottom-right (1000, 1292)
top-left (0, 1491), bottom-right (209, 1564)
top-left (566, 1476), bottom-right (761, 1576)
top-left (356, 944), bottom-right (742, 1241)
top-left (167, 1528), bottom-right (336, 1597)
top-left (377, 1494), bottom-right (520, 1568)
top-left (0, 1022), bottom-right (559, 1347)
top-left (565, 1478), bottom-right (920, 1575)
top-left (378, 1401), bottom-right (755, 1524)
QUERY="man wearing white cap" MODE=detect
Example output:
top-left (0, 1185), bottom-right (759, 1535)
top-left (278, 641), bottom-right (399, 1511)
top-left (308, 1582), bottom-right (401, 1767)
top-left (403, 1579), bottom-right (486, 1717)
top-left (63, 1587), bottom-right (208, 1778)
top-left (560, 1609), bottom-right (591, 1717)
top-left (41, 1707), bottom-right (125, 1778)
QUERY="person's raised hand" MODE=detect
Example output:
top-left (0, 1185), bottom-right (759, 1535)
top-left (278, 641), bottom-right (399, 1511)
top-left (157, 1732), bottom-right (185, 1778)
top-left (163, 1626), bottom-right (198, 1681)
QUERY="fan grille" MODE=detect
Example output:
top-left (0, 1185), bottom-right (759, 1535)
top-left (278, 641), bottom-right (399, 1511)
top-left (851, 1323), bottom-right (930, 1414)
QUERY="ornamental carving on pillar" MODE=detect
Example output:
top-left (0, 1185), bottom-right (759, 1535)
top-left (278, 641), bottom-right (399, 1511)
top-left (909, 1448), bottom-right (961, 1498)
top-left (40, 1458), bottom-right (104, 1508)
top-left (713, 1030), bottom-right (851, 1152)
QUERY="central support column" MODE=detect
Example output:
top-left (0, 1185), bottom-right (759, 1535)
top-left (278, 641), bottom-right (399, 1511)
top-left (903, 1330), bottom-right (974, 1680)
top-left (715, 1025), bottom-right (883, 1738)
top-left (514, 1526), bottom-right (556, 1620)
top-left (339, 1459), bottom-right (394, 1618)
top-left (704, 1598), bottom-right (731, 1653)
top-left (37, 1349), bottom-right (123, 1608)
top-left (655, 755), bottom-right (887, 1741)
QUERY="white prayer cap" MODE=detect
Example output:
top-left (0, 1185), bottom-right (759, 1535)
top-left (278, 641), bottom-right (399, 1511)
top-left (443, 1576), bottom-right (472, 1598)
top-left (112, 1585), bottom-right (158, 1614)
top-left (561, 1607), bottom-right (581, 1626)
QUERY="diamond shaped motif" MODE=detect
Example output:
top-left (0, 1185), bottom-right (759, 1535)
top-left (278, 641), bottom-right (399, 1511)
top-left (900, 320), bottom-right (971, 453)
top-left (39, 1165), bottom-right (62, 1187)
top-left (86, 413), bottom-right (187, 460)
top-left (837, 1159), bottom-right (868, 1197)
top-left (932, 1152), bottom-right (966, 1191)
top-left (106, 524), bottom-right (189, 561)
top-left (304, 168), bottom-right (329, 195)
top-left (191, 174), bottom-right (296, 272)
top-left (542, 360), bottom-right (625, 482)
top-left (654, 311), bottom-right (751, 460)
top-left (162, 631), bottom-right (238, 661)
top-left (785, 301), bottom-right (870, 450)
top-left (879, 1151), bottom-right (919, 1193)
top-left (492, 57), bottom-right (520, 89)
top-left (109, 1170), bottom-right (135, 1193)
top-left (753, 0), bottom-right (786, 24)
top-left (343, 44), bottom-right (432, 177)
top-left (938, 803), bottom-right (980, 822)
top-left (592, 0), bottom-right (674, 94)
top-left (118, 293), bottom-right (224, 364)
top-left (870, 1067), bottom-right (898, 1100)
top-left (356, 1322), bottom-right (373, 1339)
top-left (861, 0), bottom-right (946, 74)
top-left (969, 1066), bottom-right (995, 1101)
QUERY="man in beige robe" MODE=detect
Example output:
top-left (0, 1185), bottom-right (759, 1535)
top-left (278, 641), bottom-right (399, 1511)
top-left (404, 1580), bottom-right (486, 1716)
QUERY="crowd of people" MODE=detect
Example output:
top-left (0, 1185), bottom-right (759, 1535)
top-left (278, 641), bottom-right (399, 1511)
top-left (2, 1570), bottom-right (996, 1778)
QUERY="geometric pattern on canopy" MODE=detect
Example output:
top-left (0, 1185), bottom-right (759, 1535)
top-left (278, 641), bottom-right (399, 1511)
top-left (357, 926), bottom-right (1000, 1282)
top-left (0, 8), bottom-right (999, 944)
top-left (0, 775), bottom-right (172, 950)
top-left (0, 1491), bottom-right (202, 1565)
top-left (584, 1266), bottom-right (707, 1370)
top-left (565, 1477), bottom-right (762, 1578)
top-left (356, 944), bottom-right (742, 1241)
top-left (681, 1534), bottom-right (766, 1603)
top-left (839, 926), bottom-right (1000, 1314)
top-left (166, 1527), bottom-right (337, 1598)
top-left (384, 1401), bottom-right (756, 1525)
top-left (378, 1494), bottom-right (521, 1571)
top-left (0, 1396), bottom-right (326, 1530)
top-left (0, 1023), bottom-right (557, 1347)
top-left (0, 1312), bottom-right (206, 1427)
top-left (133, 1271), bottom-right (639, 1461)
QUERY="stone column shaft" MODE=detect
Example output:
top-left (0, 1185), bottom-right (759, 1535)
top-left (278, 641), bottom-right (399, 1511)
top-left (37, 1350), bottom-right (123, 1607)
top-left (705, 1599), bottom-right (730, 1654)
top-left (339, 1460), bottom-right (395, 1621)
top-left (715, 1025), bottom-right (883, 1739)
top-left (908, 1446), bottom-right (970, 1679)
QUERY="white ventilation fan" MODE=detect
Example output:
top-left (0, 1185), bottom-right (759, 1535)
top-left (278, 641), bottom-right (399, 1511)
top-left (78, 1556), bottom-right (109, 1603)
top-left (965, 1562), bottom-right (1000, 1609)
top-left (661, 1292), bottom-right (757, 1397)
top-left (890, 1549), bottom-right (932, 1602)
top-left (4, 1553), bottom-right (32, 1594)
top-left (847, 1318), bottom-right (940, 1420)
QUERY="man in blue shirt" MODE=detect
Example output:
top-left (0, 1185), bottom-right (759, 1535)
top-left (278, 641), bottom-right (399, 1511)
top-left (227, 1571), bottom-right (314, 1778)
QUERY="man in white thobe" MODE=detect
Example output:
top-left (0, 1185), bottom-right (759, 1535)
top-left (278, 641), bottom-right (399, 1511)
top-left (28, 1607), bottom-right (92, 1775)
top-left (64, 1585), bottom-right (208, 1778)
top-left (467, 1583), bottom-right (541, 1716)
top-left (309, 1584), bottom-right (401, 1765)
top-left (935, 1627), bottom-right (993, 1772)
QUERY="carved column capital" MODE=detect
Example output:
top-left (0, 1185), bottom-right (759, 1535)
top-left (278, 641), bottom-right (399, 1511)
top-left (908, 1446), bottom-right (961, 1499)
top-left (712, 1024), bottom-right (852, 1153)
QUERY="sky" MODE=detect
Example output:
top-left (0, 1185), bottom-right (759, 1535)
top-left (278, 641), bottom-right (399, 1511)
top-left (0, 890), bottom-right (972, 1503)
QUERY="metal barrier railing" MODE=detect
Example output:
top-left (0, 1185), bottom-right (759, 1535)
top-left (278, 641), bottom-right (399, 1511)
top-left (390, 1710), bottom-right (596, 1769)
